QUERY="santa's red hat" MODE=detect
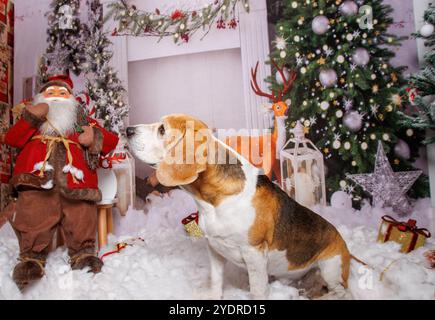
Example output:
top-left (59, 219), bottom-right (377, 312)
top-left (39, 74), bottom-right (74, 94)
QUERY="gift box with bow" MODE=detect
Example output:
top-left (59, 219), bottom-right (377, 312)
top-left (377, 215), bottom-right (431, 253)
top-left (182, 212), bottom-right (203, 238)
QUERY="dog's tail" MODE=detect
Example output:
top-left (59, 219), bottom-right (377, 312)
top-left (350, 254), bottom-right (368, 266)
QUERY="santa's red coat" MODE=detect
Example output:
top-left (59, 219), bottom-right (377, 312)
top-left (4, 113), bottom-right (119, 191)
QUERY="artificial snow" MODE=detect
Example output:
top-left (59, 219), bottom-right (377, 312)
top-left (0, 189), bottom-right (434, 300)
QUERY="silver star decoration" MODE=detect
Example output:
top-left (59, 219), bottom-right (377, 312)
top-left (350, 64), bottom-right (357, 72)
top-left (347, 142), bottom-right (422, 216)
top-left (333, 133), bottom-right (342, 141)
top-left (296, 56), bottom-right (304, 66)
top-left (370, 104), bottom-right (380, 115)
top-left (309, 116), bottom-right (317, 126)
top-left (274, 36), bottom-right (288, 50)
top-left (324, 48), bottom-right (333, 57)
top-left (343, 98), bottom-right (353, 110)
top-left (45, 42), bottom-right (70, 74)
top-left (346, 185), bottom-right (355, 194)
top-left (352, 30), bottom-right (361, 38)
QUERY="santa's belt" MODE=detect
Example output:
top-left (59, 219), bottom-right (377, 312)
top-left (31, 135), bottom-right (82, 184)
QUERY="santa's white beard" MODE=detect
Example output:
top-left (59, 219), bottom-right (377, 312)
top-left (33, 94), bottom-right (78, 136)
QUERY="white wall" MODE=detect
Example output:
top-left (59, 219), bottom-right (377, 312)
top-left (128, 48), bottom-right (246, 129)
top-left (14, 0), bottom-right (50, 105)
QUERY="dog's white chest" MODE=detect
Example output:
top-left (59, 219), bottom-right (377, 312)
top-left (194, 160), bottom-right (258, 268)
top-left (196, 197), bottom-right (256, 266)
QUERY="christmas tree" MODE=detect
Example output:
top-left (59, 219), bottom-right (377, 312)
top-left (44, 0), bottom-right (87, 76)
top-left (399, 4), bottom-right (435, 144)
top-left (268, 0), bottom-right (428, 202)
top-left (84, 0), bottom-right (129, 133)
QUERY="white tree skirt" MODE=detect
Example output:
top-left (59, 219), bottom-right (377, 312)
top-left (0, 190), bottom-right (433, 300)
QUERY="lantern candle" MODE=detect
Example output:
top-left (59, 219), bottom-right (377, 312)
top-left (280, 121), bottom-right (326, 208)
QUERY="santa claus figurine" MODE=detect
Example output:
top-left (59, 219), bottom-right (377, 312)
top-left (1, 74), bottom-right (119, 289)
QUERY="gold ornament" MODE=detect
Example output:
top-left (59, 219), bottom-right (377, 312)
top-left (391, 73), bottom-right (398, 82)
top-left (317, 57), bottom-right (326, 65)
top-left (391, 94), bottom-right (402, 106)
top-left (340, 78), bottom-right (345, 84)
top-left (323, 148), bottom-right (330, 154)
top-left (372, 85), bottom-right (379, 94)
top-left (394, 159), bottom-right (400, 165)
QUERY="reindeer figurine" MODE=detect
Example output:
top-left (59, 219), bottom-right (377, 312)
top-left (225, 60), bottom-right (296, 183)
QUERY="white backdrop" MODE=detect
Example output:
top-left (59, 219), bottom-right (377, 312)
top-left (128, 48), bottom-right (246, 129)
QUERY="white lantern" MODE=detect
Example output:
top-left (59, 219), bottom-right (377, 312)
top-left (104, 138), bottom-right (136, 216)
top-left (280, 121), bottom-right (326, 208)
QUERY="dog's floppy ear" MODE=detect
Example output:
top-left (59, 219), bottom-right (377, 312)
top-left (156, 115), bottom-right (210, 187)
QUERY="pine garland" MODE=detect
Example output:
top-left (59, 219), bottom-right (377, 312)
top-left (105, 0), bottom-right (250, 43)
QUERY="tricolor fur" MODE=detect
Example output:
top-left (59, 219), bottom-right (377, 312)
top-left (127, 114), bottom-right (351, 299)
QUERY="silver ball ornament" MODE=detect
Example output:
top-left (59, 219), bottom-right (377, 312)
top-left (319, 69), bottom-right (338, 88)
top-left (312, 15), bottom-right (330, 35)
top-left (343, 111), bottom-right (363, 132)
top-left (330, 191), bottom-right (353, 209)
top-left (420, 23), bottom-right (434, 37)
top-left (394, 139), bottom-right (411, 160)
top-left (275, 68), bottom-right (291, 85)
top-left (340, 1), bottom-right (358, 16)
top-left (352, 48), bottom-right (370, 66)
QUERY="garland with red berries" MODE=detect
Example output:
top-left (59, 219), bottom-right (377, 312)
top-left (105, 0), bottom-right (250, 43)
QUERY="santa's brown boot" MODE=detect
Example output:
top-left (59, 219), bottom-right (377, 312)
top-left (13, 254), bottom-right (46, 291)
top-left (70, 253), bottom-right (103, 274)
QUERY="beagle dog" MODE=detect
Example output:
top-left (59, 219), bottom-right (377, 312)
top-left (127, 114), bottom-right (352, 299)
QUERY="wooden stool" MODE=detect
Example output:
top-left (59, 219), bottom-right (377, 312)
top-left (97, 202), bottom-right (116, 248)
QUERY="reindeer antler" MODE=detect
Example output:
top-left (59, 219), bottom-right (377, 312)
top-left (271, 59), bottom-right (297, 102)
top-left (250, 62), bottom-right (277, 101)
top-left (250, 60), bottom-right (296, 103)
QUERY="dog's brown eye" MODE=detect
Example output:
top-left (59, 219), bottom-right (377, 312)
top-left (158, 125), bottom-right (165, 136)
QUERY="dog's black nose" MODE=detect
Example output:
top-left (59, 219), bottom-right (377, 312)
top-left (126, 127), bottom-right (136, 138)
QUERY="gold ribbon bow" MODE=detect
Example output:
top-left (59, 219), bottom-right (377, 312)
top-left (31, 118), bottom-right (82, 184)
top-left (31, 135), bottom-right (82, 184)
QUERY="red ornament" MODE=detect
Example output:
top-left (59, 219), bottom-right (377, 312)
top-left (144, 25), bottom-right (153, 33)
top-left (217, 19), bottom-right (226, 29)
top-left (228, 18), bottom-right (238, 29)
top-left (406, 87), bottom-right (418, 104)
top-left (111, 28), bottom-right (118, 36)
top-left (181, 33), bottom-right (189, 43)
top-left (171, 10), bottom-right (185, 21)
